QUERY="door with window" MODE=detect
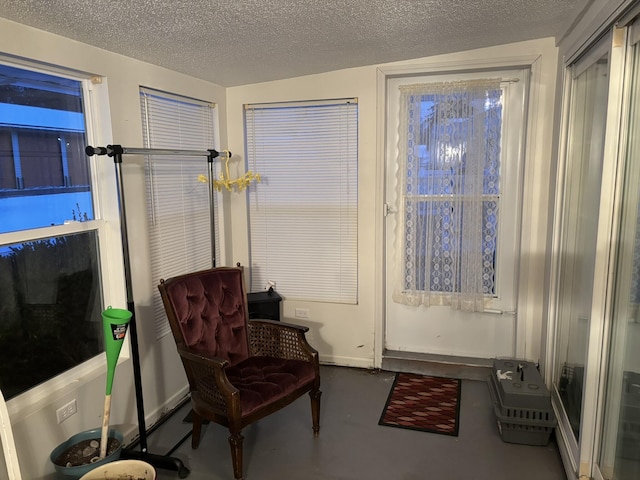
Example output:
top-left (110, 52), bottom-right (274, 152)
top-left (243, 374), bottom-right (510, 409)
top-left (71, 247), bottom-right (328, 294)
top-left (384, 69), bottom-right (527, 358)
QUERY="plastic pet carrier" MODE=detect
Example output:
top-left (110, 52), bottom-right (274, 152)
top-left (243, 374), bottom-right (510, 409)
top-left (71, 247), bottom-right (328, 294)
top-left (488, 358), bottom-right (557, 446)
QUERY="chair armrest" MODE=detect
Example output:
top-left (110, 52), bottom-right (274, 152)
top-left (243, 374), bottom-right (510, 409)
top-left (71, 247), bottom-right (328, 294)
top-left (178, 345), bottom-right (229, 370)
top-left (177, 346), bottom-right (240, 415)
top-left (248, 319), bottom-right (319, 363)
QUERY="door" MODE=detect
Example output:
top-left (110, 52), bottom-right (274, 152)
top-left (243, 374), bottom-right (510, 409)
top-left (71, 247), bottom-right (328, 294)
top-left (552, 37), bottom-right (611, 449)
top-left (549, 28), bottom-right (630, 478)
top-left (597, 22), bottom-right (640, 480)
top-left (384, 69), bottom-right (527, 358)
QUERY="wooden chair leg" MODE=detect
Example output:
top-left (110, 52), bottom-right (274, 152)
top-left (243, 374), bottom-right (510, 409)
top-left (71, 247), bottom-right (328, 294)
top-left (228, 430), bottom-right (244, 480)
top-left (309, 388), bottom-right (322, 436)
top-left (192, 414), bottom-right (203, 449)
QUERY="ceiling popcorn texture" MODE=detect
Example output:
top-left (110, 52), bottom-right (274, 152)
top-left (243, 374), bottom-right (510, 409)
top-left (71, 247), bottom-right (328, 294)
top-left (0, 0), bottom-right (586, 87)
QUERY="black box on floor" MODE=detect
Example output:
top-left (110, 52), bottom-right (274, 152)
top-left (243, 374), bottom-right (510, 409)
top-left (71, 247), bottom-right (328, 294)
top-left (247, 290), bottom-right (282, 321)
top-left (488, 358), bottom-right (557, 446)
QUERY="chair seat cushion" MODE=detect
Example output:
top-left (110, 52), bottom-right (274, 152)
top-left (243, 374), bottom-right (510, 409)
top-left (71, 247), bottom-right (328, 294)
top-left (226, 356), bottom-right (316, 416)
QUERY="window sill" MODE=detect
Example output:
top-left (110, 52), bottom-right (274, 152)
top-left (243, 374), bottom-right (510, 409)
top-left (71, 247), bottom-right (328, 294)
top-left (6, 347), bottom-right (130, 423)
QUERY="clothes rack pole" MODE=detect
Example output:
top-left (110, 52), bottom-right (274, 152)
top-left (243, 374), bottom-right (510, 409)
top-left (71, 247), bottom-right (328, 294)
top-left (207, 152), bottom-right (217, 267)
top-left (86, 144), bottom-right (226, 477)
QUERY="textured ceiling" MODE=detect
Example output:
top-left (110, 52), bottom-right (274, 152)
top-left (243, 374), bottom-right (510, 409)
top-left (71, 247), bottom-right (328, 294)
top-left (0, 0), bottom-right (586, 87)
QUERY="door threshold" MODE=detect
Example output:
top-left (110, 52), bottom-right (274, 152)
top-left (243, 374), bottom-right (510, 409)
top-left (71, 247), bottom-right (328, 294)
top-left (381, 349), bottom-right (493, 381)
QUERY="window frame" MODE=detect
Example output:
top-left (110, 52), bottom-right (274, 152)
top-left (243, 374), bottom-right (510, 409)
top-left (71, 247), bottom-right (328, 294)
top-left (0, 59), bottom-right (126, 419)
top-left (401, 84), bottom-right (504, 297)
top-left (244, 98), bottom-right (359, 304)
top-left (386, 68), bottom-right (528, 312)
top-left (139, 86), bottom-right (222, 340)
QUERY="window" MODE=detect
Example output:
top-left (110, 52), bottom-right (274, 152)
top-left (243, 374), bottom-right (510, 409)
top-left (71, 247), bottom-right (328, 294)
top-left (245, 99), bottom-right (358, 303)
top-left (391, 73), bottom-right (526, 312)
top-left (140, 87), bottom-right (219, 339)
top-left (0, 63), bottom-right (104, 400)
top-left (0, 64), bottom-right (92, 232)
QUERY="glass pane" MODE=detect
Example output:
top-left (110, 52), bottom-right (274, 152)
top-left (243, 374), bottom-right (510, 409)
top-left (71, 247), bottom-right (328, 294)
top-left (0, 231), bottom-right (103, 399)
top-left (414, 89), bottom-right (502, 196)
top-left (0, 64), bottom-right (93, 233)
top-left (140, 87), bottom-right (218, 340)
top-left (554, 50), bottom-right (610, 441)
top-left (406, 199), bottom-right (498, 294)
top-left (404, 87), bottom-right (502, 295)
top-left (599, 43), bottom-right (640, 480)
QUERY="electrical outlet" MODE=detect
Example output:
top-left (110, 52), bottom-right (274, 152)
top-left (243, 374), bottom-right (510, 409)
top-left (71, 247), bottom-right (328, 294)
top-left (294, 308), bottom-right (310, 319)
top-left (56, 399), bottom-right (77, 424)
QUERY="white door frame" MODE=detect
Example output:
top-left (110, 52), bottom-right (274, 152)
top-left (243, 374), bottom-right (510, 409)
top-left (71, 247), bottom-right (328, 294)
top-left (374, 46), bottom-right (558, 368)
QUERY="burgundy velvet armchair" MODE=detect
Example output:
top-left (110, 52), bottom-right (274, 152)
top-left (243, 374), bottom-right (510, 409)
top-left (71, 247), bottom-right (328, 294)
top-left (158, 266), bottom-right (321, 480)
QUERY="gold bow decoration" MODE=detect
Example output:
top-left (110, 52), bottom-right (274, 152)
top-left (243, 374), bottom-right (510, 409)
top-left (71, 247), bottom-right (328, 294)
top-left (198, 150), bottom-right (261, 192)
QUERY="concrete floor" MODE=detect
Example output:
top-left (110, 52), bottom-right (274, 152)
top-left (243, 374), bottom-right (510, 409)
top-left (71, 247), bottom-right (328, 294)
top-left (140, 365), bottom-right (566, 480)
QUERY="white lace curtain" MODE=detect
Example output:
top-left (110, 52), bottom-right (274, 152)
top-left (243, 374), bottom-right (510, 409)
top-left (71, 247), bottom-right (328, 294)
top-left (392, 79), bottom-right (503, 312)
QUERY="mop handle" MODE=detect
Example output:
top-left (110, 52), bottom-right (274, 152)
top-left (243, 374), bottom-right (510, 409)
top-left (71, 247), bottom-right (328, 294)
top-left (100, 394), bottom-right (112, 458)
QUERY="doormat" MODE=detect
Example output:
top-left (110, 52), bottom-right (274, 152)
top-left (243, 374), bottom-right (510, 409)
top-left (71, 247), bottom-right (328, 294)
top-left (378, 372), bottom-right (461, 436)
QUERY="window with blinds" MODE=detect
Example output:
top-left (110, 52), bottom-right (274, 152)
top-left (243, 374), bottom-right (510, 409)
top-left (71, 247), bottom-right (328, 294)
top-left (140, 87), bottom-right (219, 339)
top-left (245, 98), bottom-right (358, 304)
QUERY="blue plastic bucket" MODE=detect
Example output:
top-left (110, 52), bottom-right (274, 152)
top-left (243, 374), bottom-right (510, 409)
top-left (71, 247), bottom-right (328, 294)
top-left (49, 428), bottom-right (123, 479)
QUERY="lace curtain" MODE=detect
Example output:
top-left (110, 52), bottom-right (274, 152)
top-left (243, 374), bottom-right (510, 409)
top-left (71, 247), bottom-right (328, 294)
top-left (392, 79), bottom-right (503, 312)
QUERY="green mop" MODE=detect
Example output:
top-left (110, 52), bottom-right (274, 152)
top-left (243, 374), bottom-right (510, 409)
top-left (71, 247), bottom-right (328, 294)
top-left (99, 307), bottom-right (132, 458)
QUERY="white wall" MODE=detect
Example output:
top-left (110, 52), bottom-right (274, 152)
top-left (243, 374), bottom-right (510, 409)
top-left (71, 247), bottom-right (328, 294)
top-left (0, 15), bottom-right (561, 479)
top-left (226, 37), bottom-right (560, 367)
top-left (0, 18), bottom-right (227, 479)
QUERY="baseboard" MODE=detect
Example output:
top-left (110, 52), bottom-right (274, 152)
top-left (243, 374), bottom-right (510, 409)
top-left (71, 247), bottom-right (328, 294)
top-left (123, 385), bottom-right (190, 447)
top-left (319, 354), bottom-right (375, 369)
top-left (381, 350), bottom-right (493, 381)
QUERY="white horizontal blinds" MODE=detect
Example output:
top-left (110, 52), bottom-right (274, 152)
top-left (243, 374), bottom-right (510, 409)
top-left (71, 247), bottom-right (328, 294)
top-left (245, 99), bottom-right (358, 303)
top-left (140, 87), bottom-right (219, 339)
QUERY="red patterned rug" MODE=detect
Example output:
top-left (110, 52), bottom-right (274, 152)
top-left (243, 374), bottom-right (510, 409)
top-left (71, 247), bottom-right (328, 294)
top-left (378, 373), bottom-right (461, 436)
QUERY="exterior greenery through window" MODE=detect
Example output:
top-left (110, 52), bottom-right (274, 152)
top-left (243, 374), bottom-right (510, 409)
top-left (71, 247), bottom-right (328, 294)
top-left (0, 63), bottom-right (103, 400)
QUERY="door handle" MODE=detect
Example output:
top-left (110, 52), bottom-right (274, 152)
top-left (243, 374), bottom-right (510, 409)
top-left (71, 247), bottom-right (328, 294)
top-left (384, 204), bottom-right (398, 216)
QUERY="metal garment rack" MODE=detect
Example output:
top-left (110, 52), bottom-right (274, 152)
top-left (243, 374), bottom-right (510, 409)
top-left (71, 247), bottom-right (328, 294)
top-left (86, 144), bottom-right (227, 478)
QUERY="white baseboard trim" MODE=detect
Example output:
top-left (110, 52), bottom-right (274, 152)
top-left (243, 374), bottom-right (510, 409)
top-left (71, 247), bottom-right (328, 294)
top-left (122, 385), bottom-right (190, 446)
top-left (319, 355), bottom-right (374, 369)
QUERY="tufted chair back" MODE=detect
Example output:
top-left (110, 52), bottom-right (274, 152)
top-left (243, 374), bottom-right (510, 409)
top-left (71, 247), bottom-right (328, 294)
top-left (159, 267), bottom-right (249, 367)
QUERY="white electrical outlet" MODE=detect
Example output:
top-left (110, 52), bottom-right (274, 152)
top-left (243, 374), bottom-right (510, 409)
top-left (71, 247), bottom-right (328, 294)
top-left (294, 308), bottom-right (310, 319)
top-left (56, 399), bottom-right (77, 424)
